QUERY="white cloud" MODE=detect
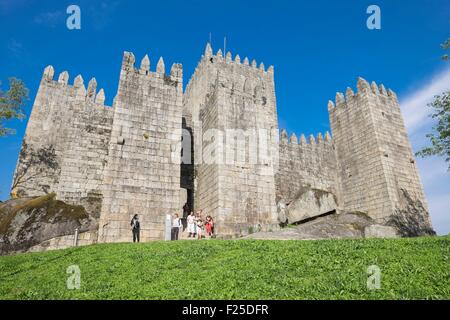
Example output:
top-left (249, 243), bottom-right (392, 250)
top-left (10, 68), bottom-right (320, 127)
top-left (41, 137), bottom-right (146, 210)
top-left (401, 66), bottom-right (450, 135)
top-left (399, 67), bottom-right (450, 235)
top-left (427, 192), bottom-right (450, 236)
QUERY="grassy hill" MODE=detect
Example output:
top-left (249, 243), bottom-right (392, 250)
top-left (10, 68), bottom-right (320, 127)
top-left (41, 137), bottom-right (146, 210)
top-left (0, 237), bottom-right (449, 299)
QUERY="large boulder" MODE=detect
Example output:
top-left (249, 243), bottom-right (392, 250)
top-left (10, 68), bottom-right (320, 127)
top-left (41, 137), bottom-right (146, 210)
top-left (0, 193), bottom-right (96, 255)
top-left (285, 187), bottom-right (338, 224)
top-left (245, 212), bottom-right (400, 240)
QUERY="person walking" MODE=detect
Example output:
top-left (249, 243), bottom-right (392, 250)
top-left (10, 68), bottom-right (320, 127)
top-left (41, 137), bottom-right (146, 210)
top-left (171, 213), bottom-right (182, 240)
top-left (130, 214), bottom-right (140, 243)
top-left (187, 211), bottom-right (196, 238)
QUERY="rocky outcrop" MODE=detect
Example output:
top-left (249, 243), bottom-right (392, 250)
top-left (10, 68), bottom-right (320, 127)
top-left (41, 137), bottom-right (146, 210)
top-left (283, 187), bottom-right (337, 224)
top-left (246, 212), bottom-right (399, 240)
top-left (0, 193), bottom-right (96, 255)
top-left (364, 225), bottom-right (398, 238)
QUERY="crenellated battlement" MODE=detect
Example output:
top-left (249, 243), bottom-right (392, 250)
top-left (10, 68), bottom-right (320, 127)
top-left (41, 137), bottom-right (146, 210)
top-left (40, 65), bottom-right (110, 108)
top-left (185, 43), bottom-right (274, 98)
top-left (328, 77), bottom-right (398, 112)
top-left (203, 43), bottom-right (273, 74)
top-left (120, 51), bottom-right (183, 84)
top-left (279, 129), bottom-right (332, 146)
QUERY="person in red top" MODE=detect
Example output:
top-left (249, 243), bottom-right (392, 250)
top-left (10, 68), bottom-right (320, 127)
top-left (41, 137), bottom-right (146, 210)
top-left (205, 215), bottom-right (214, 238)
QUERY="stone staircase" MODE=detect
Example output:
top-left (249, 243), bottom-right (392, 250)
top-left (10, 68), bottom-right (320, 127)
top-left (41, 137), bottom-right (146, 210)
top-left (179, 229), bottom-right (197, 240)
top-left (177, 224), bottom-right (216, 240)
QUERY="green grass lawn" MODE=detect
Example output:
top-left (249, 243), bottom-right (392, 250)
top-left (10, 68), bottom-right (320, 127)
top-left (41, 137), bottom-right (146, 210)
top-left (0, 237), bottom-right (449, 299)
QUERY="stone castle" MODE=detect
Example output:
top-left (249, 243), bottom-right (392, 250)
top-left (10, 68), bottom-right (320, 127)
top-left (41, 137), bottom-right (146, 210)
top-left (11, 43), bottom-right (434, 243)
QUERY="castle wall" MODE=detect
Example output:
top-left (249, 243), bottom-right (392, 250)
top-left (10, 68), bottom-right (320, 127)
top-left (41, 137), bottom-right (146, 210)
top-left (11, 66), bottom-right (113, 217)
top-left (329, 78), bottom-right (431, 226)
top-left (275, 131), bottom-right (338, 206)
top-left (98, 52), bottom-right (183, 242)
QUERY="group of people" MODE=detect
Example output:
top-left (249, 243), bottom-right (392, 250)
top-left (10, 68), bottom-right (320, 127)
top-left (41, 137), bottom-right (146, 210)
top-left (129, 208), bottom-right (215, 243)
top-left (185, 211), bottom-right (215, 240)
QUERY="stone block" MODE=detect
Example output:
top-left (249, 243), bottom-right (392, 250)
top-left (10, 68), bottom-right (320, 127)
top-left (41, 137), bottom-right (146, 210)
top-left (364, 225), bottom-right (399, 238)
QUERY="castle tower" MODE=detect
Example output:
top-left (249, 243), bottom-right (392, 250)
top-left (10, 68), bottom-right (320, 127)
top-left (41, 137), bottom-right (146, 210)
top-left (11, 66), bottom-right (113, 216)
top-left (329, 78), bottom-right (433, 229)
top-left (98, 52), bottom-right (183, 242)
top-left (183, 44), bottom-right (279, 235)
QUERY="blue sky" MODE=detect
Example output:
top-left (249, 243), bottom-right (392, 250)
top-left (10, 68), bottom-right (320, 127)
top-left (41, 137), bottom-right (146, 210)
top-left (0, 0), bottom-right (449, 234)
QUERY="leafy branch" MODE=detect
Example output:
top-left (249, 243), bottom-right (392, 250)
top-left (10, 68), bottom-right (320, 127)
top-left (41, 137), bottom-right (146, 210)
top-left (0, 78), bottom-right (29, 137)
top-left (415, 92), bottom-right (450, 169)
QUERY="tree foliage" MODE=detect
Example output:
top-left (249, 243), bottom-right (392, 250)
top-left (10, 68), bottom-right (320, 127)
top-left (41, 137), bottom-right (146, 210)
top-left (441, 38), bottom-right (450, 61)
top-left (415, 91), bottom-right (450, 169)
top-left (415, 38), bottom-right (450, 169)
top-left (0, 78), bottom-right (29, 137)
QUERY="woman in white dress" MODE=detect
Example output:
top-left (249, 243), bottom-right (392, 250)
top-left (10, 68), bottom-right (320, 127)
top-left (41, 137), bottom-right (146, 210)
top-left (187, 211), bottom-right (196, 238)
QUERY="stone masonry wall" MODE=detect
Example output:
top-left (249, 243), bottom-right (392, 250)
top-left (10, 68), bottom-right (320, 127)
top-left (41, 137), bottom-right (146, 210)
top-left (98, 52), bottom-right (183, 242)
top-left (56, 77), bottom-right (113, 218)
top-left (368, 84), bottom-right (429, 221)
top-left (195, 84), bottom-right (220, 220)
top-left (276, 130), bottom-right (338, 206)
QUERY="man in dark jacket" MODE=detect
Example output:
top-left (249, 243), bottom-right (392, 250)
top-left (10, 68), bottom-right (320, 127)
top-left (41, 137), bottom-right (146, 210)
top-left (130, 214), bottom-right (140, 243)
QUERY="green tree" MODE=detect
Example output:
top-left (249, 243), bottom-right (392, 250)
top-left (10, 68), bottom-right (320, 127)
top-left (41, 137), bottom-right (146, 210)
top-left (415, 92), bottom-right (450, 169)
top-left (415, 38), bottom-right (450, 169)
top-left (0, 78), bottom-right (29, 137)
